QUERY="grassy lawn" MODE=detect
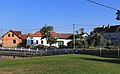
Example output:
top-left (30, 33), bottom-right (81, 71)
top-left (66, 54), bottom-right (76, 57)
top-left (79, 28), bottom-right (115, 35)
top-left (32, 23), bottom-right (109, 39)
top-left (0, 54), bottom-right (120, 74)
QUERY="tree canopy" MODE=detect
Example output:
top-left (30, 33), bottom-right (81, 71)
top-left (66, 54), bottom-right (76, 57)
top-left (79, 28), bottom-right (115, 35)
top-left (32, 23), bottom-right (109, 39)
top-left (87, 32), bottom-right (110, 47)
top-left (40, 25), bottom-right (54, 37)
top-left (40, 25), bottom-right (57, 46)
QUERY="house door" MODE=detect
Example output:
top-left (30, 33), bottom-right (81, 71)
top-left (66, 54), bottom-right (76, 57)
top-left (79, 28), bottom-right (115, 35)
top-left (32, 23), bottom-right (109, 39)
top-left (58, 41), bottom-right (64, 47)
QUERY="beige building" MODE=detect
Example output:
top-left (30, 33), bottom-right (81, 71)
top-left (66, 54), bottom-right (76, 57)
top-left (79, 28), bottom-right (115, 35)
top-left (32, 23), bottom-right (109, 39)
top-left (2, 30), bottom-right (29, 47)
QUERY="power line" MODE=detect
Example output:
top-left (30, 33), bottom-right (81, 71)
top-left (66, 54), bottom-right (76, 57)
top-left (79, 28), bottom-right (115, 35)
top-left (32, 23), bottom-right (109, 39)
top-left (54, 25), bottom-right (72, 28)
top-left (0, 24), bottom-right (108, 31)
top-left (75, 24), bottom-right (99, 26)
top-left (86, 0), bottom-right (119, 11)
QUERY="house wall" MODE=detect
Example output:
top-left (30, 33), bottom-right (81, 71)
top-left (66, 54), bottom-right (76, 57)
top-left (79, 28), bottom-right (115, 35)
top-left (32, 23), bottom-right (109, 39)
top-left (57, 39), bottom-right (72, 47)
top-left (27, 37), bottom-right (42, 46)
top-left (27, 37), bottom-right (57, 47)
top-left (27, 37), bottom-right (72, 47)
top-left (103, 32), bottom-right (120, 44)
top-left (2, 31), bottom-right (22, 47)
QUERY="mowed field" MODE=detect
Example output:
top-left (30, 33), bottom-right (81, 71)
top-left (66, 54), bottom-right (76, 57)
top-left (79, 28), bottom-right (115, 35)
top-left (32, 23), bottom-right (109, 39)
top-left (0, 54), bottom-right (120, 74)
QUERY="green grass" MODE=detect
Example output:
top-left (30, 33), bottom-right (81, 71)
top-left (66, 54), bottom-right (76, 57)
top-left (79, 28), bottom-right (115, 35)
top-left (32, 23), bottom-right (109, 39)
top-left (0, 54), bottom-right (120, 74)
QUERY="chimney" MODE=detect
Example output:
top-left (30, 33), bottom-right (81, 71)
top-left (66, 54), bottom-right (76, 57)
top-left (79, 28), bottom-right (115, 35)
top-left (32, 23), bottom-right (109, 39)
top-left (103, 25), bottom-right (105, 29)
top-left (108, 24), bottom-right (110, 28)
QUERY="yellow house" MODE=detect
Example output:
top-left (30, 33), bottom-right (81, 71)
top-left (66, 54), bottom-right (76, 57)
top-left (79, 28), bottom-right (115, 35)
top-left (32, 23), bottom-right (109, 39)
top-left (2, 30), bottom-right (28, 47)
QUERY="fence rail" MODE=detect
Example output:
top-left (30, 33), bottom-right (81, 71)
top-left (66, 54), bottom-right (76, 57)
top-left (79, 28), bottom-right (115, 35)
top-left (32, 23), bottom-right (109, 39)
top-left (0, 47), bottom-right (120, 59)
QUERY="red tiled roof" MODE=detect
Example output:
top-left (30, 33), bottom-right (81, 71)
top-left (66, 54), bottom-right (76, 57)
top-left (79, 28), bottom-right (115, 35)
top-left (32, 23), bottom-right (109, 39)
top-left (31, 31), bottom-right (57, 37)
top-left (57, 33), bottom-right (73, 39)
top-left (20, 34), bottom-right (30, 40)
top-left (51, 32), bottom-right (57, 37)
top-left (31, 31), bottom-right (42, 37)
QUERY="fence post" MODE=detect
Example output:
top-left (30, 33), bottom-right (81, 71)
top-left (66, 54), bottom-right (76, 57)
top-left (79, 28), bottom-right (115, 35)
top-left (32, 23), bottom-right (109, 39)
top-left (9, 47), bottom-right (10, 50)
top-left (45, 48), bottom-right (47, 52)
top-left (37, 48), bottom-right (38, 51)
top-left (100, 47), bottom-right (102, 56)
top-left (1, 47), bottom-right (4, 50)
top-left (15, 48), bottom-right (16, 50)
top-left (118, 47), bottom-right (119, 58)
top-left (21, 48), bottom-right (22, 51)
top-left (29, 48), bottom-right (31, 51)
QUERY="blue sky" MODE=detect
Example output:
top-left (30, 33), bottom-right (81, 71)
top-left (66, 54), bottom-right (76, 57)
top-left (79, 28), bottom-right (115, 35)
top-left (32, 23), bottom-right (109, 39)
top-left (0, 0), bottom-right (120, 34)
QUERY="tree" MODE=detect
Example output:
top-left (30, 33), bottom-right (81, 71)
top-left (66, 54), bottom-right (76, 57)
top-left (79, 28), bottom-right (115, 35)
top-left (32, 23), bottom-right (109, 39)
top-left (75, 28), bottom-right (85, 40)
top-left (67, 40), bottom-right (88, 49)
top-left (40, 25), bottom-right (57, 46)
top-left (87, 32), bottom-right (109, 47)
top-left (47, 35), bottom-right (57, 46)
top-left (40, 25), bottom-right (54, 38)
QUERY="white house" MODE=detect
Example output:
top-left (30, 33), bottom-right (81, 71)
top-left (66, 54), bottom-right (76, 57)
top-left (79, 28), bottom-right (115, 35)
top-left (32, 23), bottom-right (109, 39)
top-left (27, 31), bottom-right (73, 48)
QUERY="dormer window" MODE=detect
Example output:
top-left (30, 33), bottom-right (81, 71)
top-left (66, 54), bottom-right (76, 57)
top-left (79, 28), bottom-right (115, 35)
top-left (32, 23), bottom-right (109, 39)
top-left (8, 34), bottom-right (10, 37)
top-left (12, 34), bottom-right (14, 37)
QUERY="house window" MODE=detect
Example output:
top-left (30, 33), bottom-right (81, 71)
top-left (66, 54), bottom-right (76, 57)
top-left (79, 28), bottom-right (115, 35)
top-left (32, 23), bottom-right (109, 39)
top-left (31, 40), bottom-right (33, 44)
top-left (41, 40), bottom-right (43, 44)
top-left (13, 40), bottom-right (16, 44)
top-left (36, 40), bottom-right (38, 44)
top-left (12, 34), bottom-right (14, 37)
top-left (47, 40), bottom-right (49, 44)
top-left (8, 34), bottom-right (10, 37)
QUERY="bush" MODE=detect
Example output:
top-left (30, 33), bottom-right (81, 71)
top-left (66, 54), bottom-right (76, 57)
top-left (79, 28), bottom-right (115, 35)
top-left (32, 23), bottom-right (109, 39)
top-left (25, 45), bottom-right (37, 49)
top-left (36, 45), bottom-right (45, 48)
top-left (59, 45), bottom-right (67, 48)
top-left (17, 42), bottom-right (26, 48)
top-left (49, 46), bottom-right (57, 48)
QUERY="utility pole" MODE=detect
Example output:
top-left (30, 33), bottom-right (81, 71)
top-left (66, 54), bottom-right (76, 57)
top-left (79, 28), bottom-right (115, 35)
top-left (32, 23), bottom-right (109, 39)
top-left (73, 24), bottom-right (75, 50)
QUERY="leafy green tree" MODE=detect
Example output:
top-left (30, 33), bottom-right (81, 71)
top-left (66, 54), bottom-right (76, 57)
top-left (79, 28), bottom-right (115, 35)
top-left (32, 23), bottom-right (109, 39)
top-left (87, 32), bottom-right (109, 47)
top-left (40, 25), bottom-right (54, 39)
top-left (75, 28), bottom-right (85, 40)
top-left (47, 35), bottom-right (57, 46)
top-left (40, 25), bottom-right (57, 46)
top-left (76, 40), bottom-right (88, 49)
